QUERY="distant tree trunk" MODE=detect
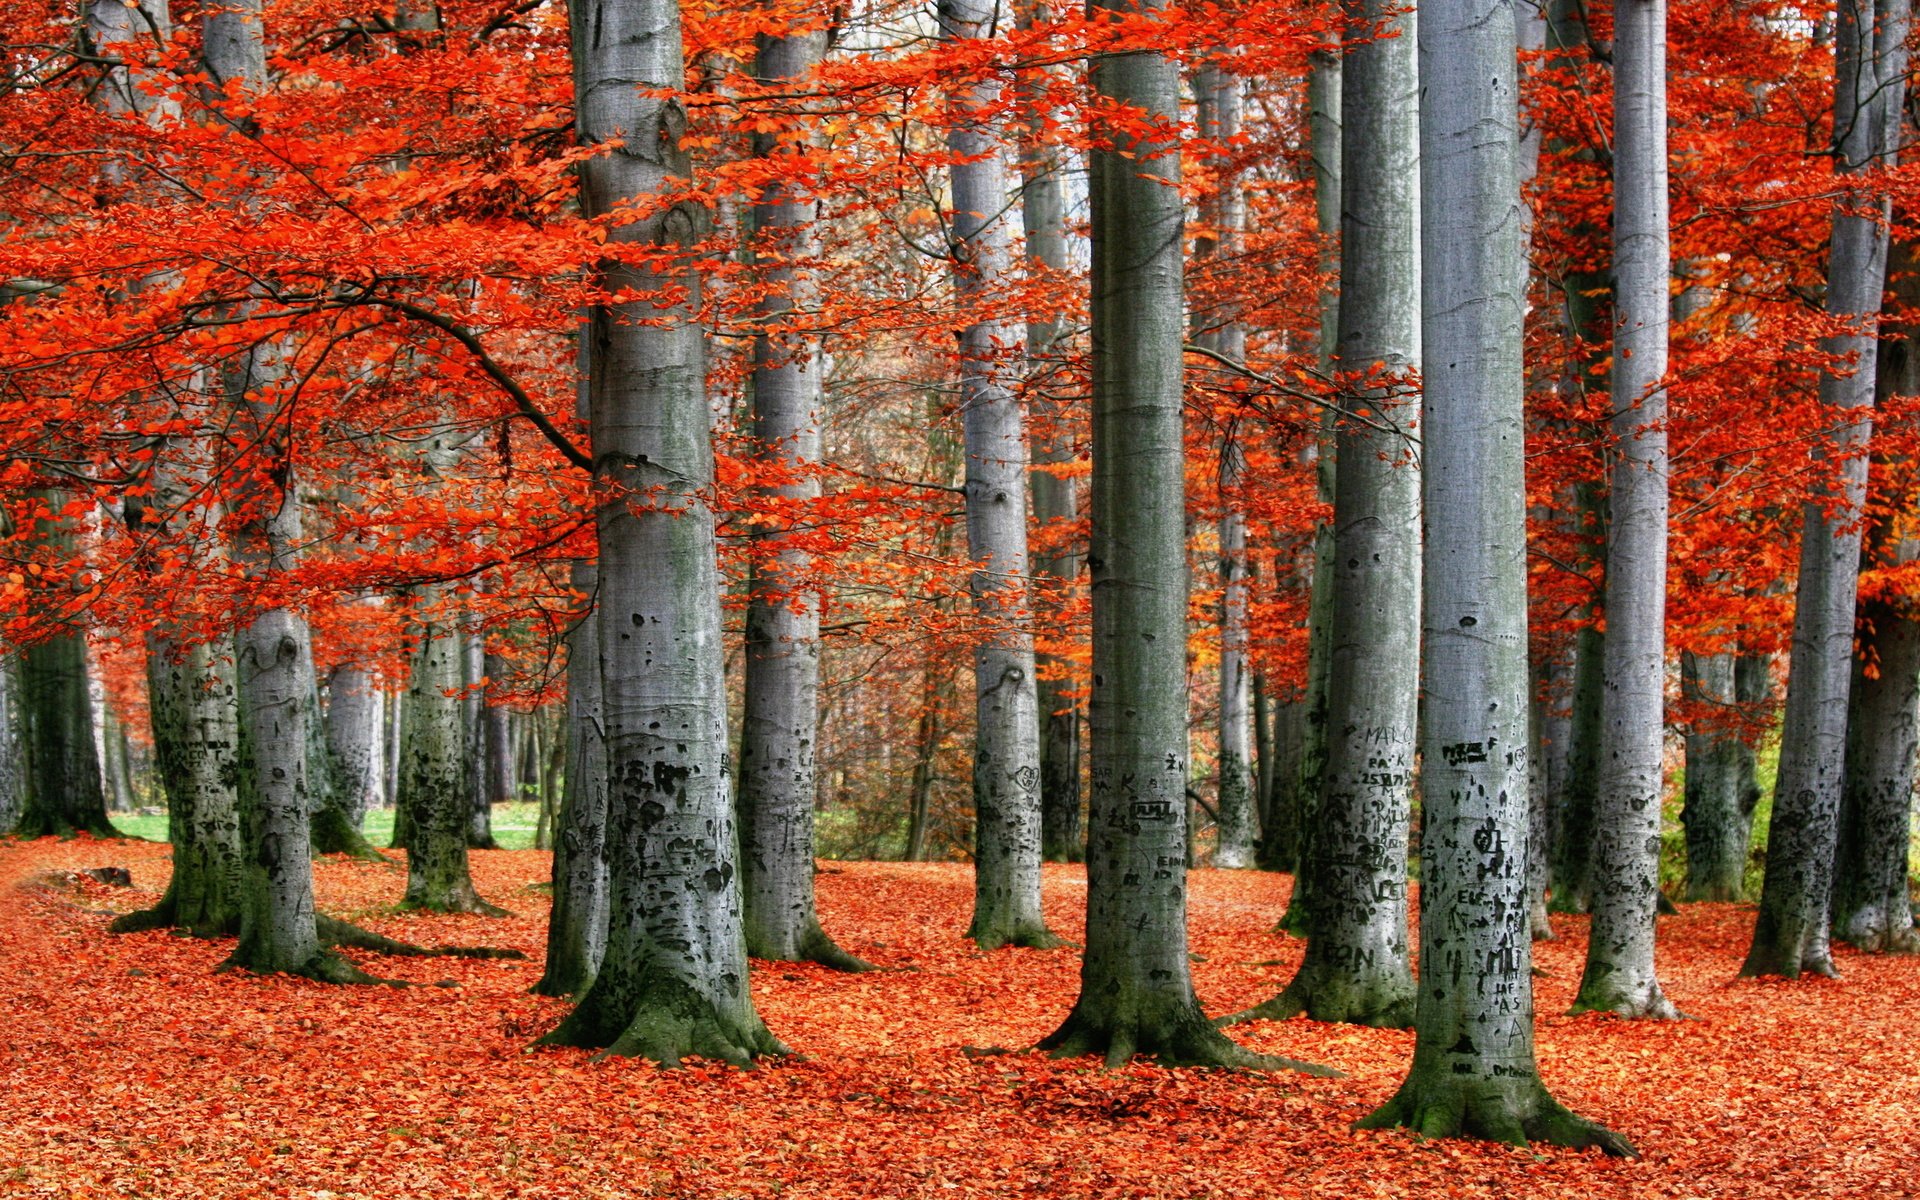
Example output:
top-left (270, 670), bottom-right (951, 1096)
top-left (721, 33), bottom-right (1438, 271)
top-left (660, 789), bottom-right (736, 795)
top-left (1572, 0), bottom-right (1679, 1021)
top-left (940, 0), bottom-right (1058, 951)
top-left (903, 655), bottom-right (943, 862)
top-left (0, 656), bottom-right (21, 835)
top-left (15, 496), bottom-right (114, 840)
top-left (1237, 0), bottom-right (1419, 1029)
top-left (464, 624), bottom-right (498, 849)
top-left (539, 0), bottom-right (783, 1065)
top-left (1271, 38), bottom-right (1341, 904)
top-left (736, 21), bottom-right (870, 971)
top-left (99, 699), bottom-right (138, 814)
top-left (1679, 651), bottom-right (1756, 900)
top-left (325, 650), bottom-right (385, 832)
top-left (1194, 60), bottom-right (1257, 870)
top-left (1833, 258), bottom-right (1920, 954)
top-left (398, 597), bottom-right (503, 916)
top-left (1019, 1), bottom-right (1082, 866)
top-left (312, 648), bottom-right (385, 861)
top-left (1549, 561), bottom-right (1604, 913)
top-left (536, 560), bottom-right (610, 997)
top-left (1358, 0), bottom-right (1628, 1152)
top-left (1039, 0), bottom-right (1323, 1075)
top-left (483, 651), bottom-right (515, 811)
top-left (1746, 0), bottom-right (1910, 980)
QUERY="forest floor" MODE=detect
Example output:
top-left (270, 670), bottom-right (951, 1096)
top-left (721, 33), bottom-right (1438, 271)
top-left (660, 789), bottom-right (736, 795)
top-left (0, 838), bottom-right (1913, 1199)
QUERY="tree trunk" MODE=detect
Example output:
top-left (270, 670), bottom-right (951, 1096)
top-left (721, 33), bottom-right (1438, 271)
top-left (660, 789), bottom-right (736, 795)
top-left (940, 0), bottom-right (1058, 951)
top-left (0, 655), bottom-right (20, 835)
top-left (1679, 652), bottom-right (1754, 900)
top-left (484, 652), bottom-right (515, 809)
top-left (398, 597), bottom-right (503, 915)
top-left (1038, 2), bottom-right (1322, 1074)
top-left (464, 622), bottom-right (498, 849)
top-left (536, 559), bottom-right (610, 997)
top-left (325, 652), bottom-right (385, 832)
top-left (15, 496), bottom-right (114, 840)
top-left (1019, 1), bottom-right (1082, 867)
top-left (1549, 577), bottom-right (1604, 913)
top-left (735, 21), bottom-right (870, 972)
top-left (1572, 0), bottom-right (1679, 1021)
top-left (1238, 0), bottom-right (1419, 1029)
top-left (1358, 0), bottom-right (1628, 1152)
top-left (1194, 61), bottom-right (1257, 871)
top-left (903, 655), bottom-right (943, 862)
top-left (540, 0), bottom-right (782, 1065)
top-left (1745, 0), bottom-right (1910, 979)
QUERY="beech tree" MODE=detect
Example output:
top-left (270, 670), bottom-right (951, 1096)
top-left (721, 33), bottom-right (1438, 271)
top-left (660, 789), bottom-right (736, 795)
top-left (1745, 0), bottom-right (1911, 980)
top-left (539, 0), bottom-right (784, 1064)
top-left (736, 19), bottom-right (870, 971)
top-left (1038, 0), bottom-right (1323, 1074)
top-left (1571, 0), bottom-right (1679, 1021)
top-left (1357, 0), bottom-right (1628, 1151)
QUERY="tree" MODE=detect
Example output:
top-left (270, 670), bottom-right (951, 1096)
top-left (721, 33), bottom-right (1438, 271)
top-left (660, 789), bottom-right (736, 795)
top-left (1745, 0), bottom-right (1911, 981)
top-left (1678, 650), bottom-right (1762, 901)
top-left (535, 558), bottom-right (610, 996)
top-left (1357, 0), bottom-right (1629, 1151)
top-left (736, 17), bottom-right (871, 972)
top-left (1234, 0), bottom-right (1419, 1029)
top-left (1037, 0), bottom-right (1325, 1074)
top-left (1571, 0), bottom-right (1680, 1021)
top-left (941, 0), bottom-right (1060, 952)
top-left (539, 0), bottom-right (784, 1064)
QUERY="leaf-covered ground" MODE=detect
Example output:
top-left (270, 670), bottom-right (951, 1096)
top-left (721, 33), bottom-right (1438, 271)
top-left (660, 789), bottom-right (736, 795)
top-left (1, 838), bottom-right (1913, 1199)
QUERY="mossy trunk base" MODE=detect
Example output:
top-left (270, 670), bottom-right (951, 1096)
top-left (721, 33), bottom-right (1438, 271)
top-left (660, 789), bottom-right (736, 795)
top-left (1041, 999), bottom-right (1338, 1074)
top-left (1358, 1073), bottom-right (1636, 1157)
top-left (538, 973), bottom-right (788, 1067)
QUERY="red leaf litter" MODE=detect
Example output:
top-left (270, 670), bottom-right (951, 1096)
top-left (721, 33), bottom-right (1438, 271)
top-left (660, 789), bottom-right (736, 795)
top-left (0, 837), bottom-right (1913, 1198)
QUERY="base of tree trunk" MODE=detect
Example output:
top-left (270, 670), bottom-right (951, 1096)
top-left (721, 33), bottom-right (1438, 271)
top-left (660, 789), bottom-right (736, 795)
top-left (1529, 896), bottom-right (1555, 941)
top-left (1220, 970), bottom-right (1414, 1030)
top-left (1833, 912), bottom-right (1920, 954)
top-left (1683, 878), bottom-right (1744, 903)
top-left (1739, 942), bottom-right (1839, 980)
top-left (785, 923), bottom-right (880, 972)
top-left (401, 883), bottom-right (509, 917)
top-left (14, 813), bottom-right (122, 840)
top-left (1357, 1074), bottom-right (1636, 1157)
top-left (537, 974), bottom-right (789, 1067)
top-left (216, 945), bottom-right (390, 985)
top-left (310, 808), bottom-right (392, 863)
top-left (107, 891), bottom-right (241, 939)
top-left (967, 919), bottom-right (1068, 954)
top-left (1568, 977), bottom-right (1683, 1021)
top-left (1039, 1001), bottom-right (1339, 1074)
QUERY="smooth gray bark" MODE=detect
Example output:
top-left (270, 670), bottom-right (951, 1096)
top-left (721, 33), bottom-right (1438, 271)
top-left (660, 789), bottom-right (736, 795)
top-left (484, 651), bottom-right (516, 809)
top-left (1194, 61), bottom-right (1256, 871)
top-left (541, 0), bottom-right (782, 1065)
top-left (939, 0), bottom-right (1058, 950)
top-left (0, 657), bottom-right (19, 835)
top-left (736, 24), bottom-right (869, 971)
top-left (398, 598), bottom-right (503, 915)
top-left (325, 651), bottom-right (385, 832)
top-left (1359, 0), bottom-right (1628, 1152)
top-left (537, 559), bottom-right (610, 996)
top-left (1037, 1), bottom-right (1324, 1074)
top-left (1746, 0), bottom-right (1910, 979)
top-left (1679, 651), bottom-right (1760, 900)
top-left (1573, 0), bottom-right (1679, 1021)
top-left (1238, 0), bottom-right (1419, 1028)
top-left (464, 623), bottom-right (498, 849)
top-left (1019, 2), bottom-right (1082, 866)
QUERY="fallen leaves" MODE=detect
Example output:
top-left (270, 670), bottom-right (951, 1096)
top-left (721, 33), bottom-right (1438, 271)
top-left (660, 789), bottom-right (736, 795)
top-left (0, 837), bottom-right (1913, 1198)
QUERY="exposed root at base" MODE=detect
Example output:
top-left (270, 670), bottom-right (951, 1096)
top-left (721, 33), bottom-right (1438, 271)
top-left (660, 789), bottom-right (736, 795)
top-left (1218, 976), bottom-right (1413, 1030)
top-left (968, 922), bottom-right (1072, 954)
top-left (316, 914), bottom-right (525, 960)
top-left (1356, 1078), bottom-right (1637, 1158)
top-left (1039, 1010), bottom-right (1340, 1076)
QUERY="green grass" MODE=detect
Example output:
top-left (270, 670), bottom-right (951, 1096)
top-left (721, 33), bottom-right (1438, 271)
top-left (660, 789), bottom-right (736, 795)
top-left (111, 800), bottom-right (549, 851)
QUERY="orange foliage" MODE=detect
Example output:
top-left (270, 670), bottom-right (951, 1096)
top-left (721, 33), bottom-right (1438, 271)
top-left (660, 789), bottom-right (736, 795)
top-left (3, 836), bottom-right (1914, 1197)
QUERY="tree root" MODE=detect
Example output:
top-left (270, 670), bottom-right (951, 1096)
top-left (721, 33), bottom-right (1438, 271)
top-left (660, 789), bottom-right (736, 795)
top-left (1568, 976), bottom-right (1684, 1021)
top-left (968, 921), bottom-right (1071, 954)
top-left (399, 886), bottom-right (510, 918)
top-left (1218, 973), bottom-right (1414, 1030)
top-left (537, 972), bottom-right (788, 1067)
top-left (797, 925), bottom-right (880, 973)
top-left (1357, 1076), bottom-right (1637, 1158)
top-left (1039, 1006), bottom-right (1340, 1076)
top-left (316, 914), bottom-right (526, 960)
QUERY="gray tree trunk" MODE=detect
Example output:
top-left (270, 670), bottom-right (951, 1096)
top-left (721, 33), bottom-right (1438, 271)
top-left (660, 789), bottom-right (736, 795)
top-left (1018, 2), bottom-right (1082, 866)
top-left (325, 651), bottom-right (385, 832)
top-left (536, 560), bottom-right (610, 997)
top-left (1572, 0), bottom-right (1679, 1021)
top-left (941, 0), bottom-right (1058, 951)
top-left (112, 448), bottom-right (247, 937)
top-left (1038, 2), bottom-right (1323, 1074)
top-left (15, 495), bottom-right (114, 840)
top-left (1833, 277), bottom-right (1920, 954)
top-left (736, 23), bottom-right (869, 971)
top-left (1679, 651), bottom-right (1759, 900)
top-left (1270, 40), bottom-right (1341, 898)
top-left (1745, 0), bottom-right (1910, 979)
top-left (484, 651), bottom-right (515, 813)
top-left (540, 0), bottom-right (782, 1065)
top-left (1358, 0), bottom-right (1627, 1152)
top-left (0, 656), bottom-right (20, 835)
top-left (1194, 62), bottom-right (1257, 871)
top-left (398, 597), bottom-right (503, 915)
top-left (464, 622), bottom-right (498, 849)
top-left (1238, 0), bottom-right (1419, 1028)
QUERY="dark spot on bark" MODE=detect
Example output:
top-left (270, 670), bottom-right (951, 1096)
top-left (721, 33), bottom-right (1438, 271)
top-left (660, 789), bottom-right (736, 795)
top-left (638, 799), bottom-right (667, 829)
top-left (1459, 615), bottom-right (1477, 627)
top-left (703, 863), bottom-right (733, 892)
top-left (1450, 1033), bottom-right (1477, 1056)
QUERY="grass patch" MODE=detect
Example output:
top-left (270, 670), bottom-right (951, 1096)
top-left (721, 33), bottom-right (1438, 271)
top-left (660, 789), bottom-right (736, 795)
top-left (112, 800), bottom-right (549, 851)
